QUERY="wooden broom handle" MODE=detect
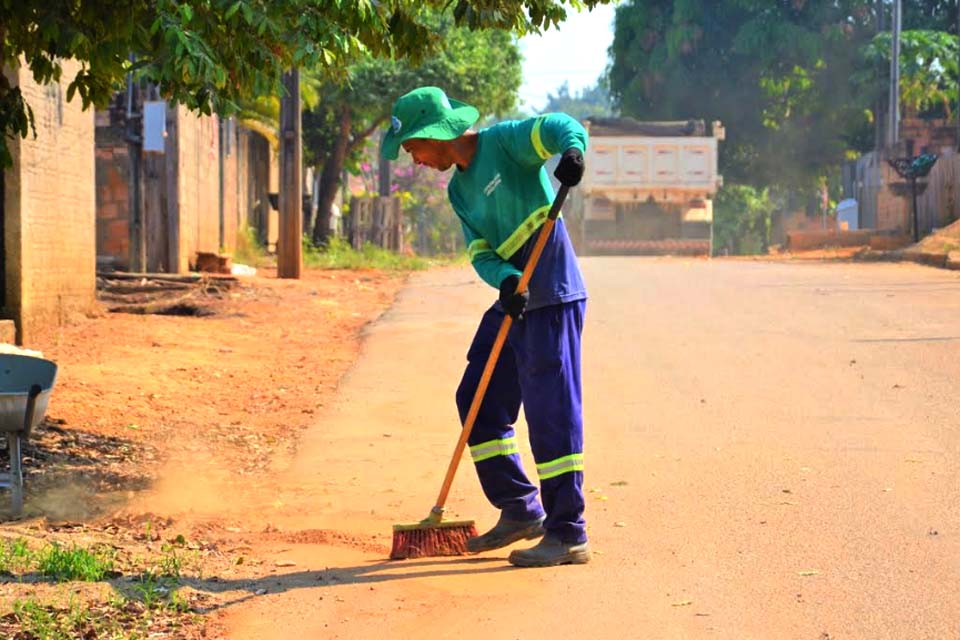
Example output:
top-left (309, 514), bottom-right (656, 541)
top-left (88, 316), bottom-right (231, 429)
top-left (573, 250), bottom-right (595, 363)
top-left (433, 185), bottom-right (570, 512)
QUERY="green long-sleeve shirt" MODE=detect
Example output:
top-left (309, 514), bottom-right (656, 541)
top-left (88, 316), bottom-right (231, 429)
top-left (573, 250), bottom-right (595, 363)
top-left (448, 113), bottom-right (588, 310)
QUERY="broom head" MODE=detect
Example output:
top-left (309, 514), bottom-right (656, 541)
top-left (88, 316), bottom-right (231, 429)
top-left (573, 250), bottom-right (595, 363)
top-left (390, 518), bottom-right (477, 560)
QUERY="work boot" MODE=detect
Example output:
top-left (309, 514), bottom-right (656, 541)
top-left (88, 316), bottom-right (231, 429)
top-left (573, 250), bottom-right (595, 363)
top-left (507, 533), bottom-right (590, 567)
top-left (466, 513), bottom-right (546, 553)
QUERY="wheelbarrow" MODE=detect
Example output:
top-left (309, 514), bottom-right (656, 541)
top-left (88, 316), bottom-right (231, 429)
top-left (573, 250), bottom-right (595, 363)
top-left (0, 354), bottom-right (57, 516)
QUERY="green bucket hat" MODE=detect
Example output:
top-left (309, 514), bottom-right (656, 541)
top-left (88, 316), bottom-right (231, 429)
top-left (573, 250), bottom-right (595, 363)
top-left (380, 87), bottom-right (479, 160)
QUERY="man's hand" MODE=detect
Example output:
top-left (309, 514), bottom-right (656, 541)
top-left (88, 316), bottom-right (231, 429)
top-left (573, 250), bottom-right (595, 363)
top-left (553, 148), bottom-right (584, 187)
top-left (499, 275), bottom-right (529, 321)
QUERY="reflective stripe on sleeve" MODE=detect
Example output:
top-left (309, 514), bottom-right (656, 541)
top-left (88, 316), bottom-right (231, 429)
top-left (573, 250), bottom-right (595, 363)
top-left (496, 204), bottom-right (552, 259)
top-left (468, 239), bottom-right (494, 262)
top-left (531, 117), bottom-right (552, 160)
top-left (470, 437), bottom-right (520, 463)
top-left (536, 453), bottom-right (584, 480)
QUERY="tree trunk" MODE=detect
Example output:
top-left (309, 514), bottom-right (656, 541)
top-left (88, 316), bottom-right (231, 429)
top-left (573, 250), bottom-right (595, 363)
top-left (313, 105), bottom-right (352, 246)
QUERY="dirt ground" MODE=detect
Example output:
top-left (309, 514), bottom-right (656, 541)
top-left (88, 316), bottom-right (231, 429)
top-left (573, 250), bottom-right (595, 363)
top-left (3, 256), bottom-right (958, 639)
top-left (0, 266), bottom-right (407, 637)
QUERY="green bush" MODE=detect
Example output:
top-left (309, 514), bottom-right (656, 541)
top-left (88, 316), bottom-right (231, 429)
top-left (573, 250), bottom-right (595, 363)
top-left (713, 185), bottom-right (775, 256)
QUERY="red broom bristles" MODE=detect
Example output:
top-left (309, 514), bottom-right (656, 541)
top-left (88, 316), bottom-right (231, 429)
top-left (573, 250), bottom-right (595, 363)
top-left (390, 523), bottom-right (478, 560)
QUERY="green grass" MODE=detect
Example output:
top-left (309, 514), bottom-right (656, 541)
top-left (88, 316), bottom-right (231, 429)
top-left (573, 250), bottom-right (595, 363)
top-left (0, 536), bottom-right (202, 639)
top-left (303, 236), bottom-right (432, 270)
top-left (232, 226), bottom-right (274, 268)
top-left (37, 543), bottom-right (115, 582)
top-left (0, 537), bottom-right (35, 574)
top-left (9, 594), bottom-right (196, 640)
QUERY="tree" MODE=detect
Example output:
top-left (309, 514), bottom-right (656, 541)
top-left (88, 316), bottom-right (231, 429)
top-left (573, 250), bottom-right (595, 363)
top-left (606, 0), bottom-right (877, 191)
top-left (1, 0), bottom-right (613, 166)
top-left (540, 80), bottom-right (616, 119)
top-left (304, 17), bottom-right (523, 243)
top-left (856, 29), bottom-right (959, 118)
top-left (902, 0), bottom-right (959, 32)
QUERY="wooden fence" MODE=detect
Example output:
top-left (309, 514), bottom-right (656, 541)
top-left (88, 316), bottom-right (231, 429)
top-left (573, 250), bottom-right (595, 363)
top-left (844, 150), bottom-right (960, 237)
top-left (347, 196), bottom-right (404, 252)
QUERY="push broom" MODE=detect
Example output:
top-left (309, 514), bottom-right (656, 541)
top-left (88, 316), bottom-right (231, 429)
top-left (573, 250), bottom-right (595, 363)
top-left (390, 185), bottom-right (570, 560)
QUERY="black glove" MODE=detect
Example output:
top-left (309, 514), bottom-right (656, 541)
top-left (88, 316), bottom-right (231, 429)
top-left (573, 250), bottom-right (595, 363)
top-left (498, 275), bottom-right (528, 321)
top-left (553, 148), bottom-right (584, 187)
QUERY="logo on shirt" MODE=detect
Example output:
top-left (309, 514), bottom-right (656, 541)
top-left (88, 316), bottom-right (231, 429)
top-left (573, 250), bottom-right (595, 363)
top-left (483, 173), bottom-right (502, 197)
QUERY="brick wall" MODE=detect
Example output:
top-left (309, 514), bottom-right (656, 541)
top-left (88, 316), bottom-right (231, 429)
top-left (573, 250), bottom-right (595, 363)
top-left (898, 118), bottom-right (957, 156)
top-left (2, 60), bottom-right (96, 344)
top-left (96, 106), bottom-right (273, 273)
top-left (95, 118), bottom-right (131, 269)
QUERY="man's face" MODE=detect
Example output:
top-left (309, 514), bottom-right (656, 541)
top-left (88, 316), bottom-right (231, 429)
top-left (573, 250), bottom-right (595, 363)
top-left (402, 138), bottom-right (453, 171)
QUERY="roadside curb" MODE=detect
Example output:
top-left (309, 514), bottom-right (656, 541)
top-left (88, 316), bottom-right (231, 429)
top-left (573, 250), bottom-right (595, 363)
top-left (855, 248), bottom-right (960, 271)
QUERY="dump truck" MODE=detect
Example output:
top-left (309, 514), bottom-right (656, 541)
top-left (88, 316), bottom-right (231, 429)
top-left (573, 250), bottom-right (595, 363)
top-left (571, 118), bottom-right (724, 255)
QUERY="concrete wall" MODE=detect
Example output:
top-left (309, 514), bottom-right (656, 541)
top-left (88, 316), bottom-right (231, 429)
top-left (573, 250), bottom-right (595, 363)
top-left (237, 127), bottom-right (273, 244)
top-left (221, 121), bottom-right (239, 255)
top-left (174, 107), bottom-right (221, 272)
top-left (3, 60), bottom-right (97, 344)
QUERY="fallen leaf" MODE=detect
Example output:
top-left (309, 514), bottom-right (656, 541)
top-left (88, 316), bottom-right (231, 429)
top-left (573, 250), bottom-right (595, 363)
top-left (614, 522), bottom-right (627, 527)
top-left (610, 481), bottom-right (629, 487)
top-left (671, 600), bottom-right (693, 607)
top-left (797, 570), bottom-right (819, 577)
top-left (275, 560), bottom-right (297, 567)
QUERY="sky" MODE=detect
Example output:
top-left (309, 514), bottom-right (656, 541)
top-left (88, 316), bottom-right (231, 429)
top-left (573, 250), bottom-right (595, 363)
top-left (517, 3), bottom-right (618, 114)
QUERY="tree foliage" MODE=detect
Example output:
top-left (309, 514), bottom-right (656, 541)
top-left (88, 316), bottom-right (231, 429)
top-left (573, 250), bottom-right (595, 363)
top-left (712, 184), bottom-right (776, 256)
top-left (0, 0), bottom-right (611, 166)
top-left (303, 16), bottom-right (523, 242)
top-left (857, 29), bottom-right (959, 118)
top-left (606, 0), bottom-right (878, 190)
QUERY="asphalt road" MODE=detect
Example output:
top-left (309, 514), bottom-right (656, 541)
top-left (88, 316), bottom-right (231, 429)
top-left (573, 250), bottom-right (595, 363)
top-left (224, 258), bottom-right (960, 640)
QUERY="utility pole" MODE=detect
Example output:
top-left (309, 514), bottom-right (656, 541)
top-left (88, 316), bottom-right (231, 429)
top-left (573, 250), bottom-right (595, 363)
top-left (278, 68), bottom-right (302, 279)
top-left (887, 0), bottom-right (902, 149)
top-left (125, 62), bottom-right (146, 273)
top-left (875, 0), bottom-right (886, 151)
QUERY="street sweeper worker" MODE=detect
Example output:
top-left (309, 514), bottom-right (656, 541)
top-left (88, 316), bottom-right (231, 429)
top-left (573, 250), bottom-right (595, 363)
top-left (381, 86), bottom-right (589, 567)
